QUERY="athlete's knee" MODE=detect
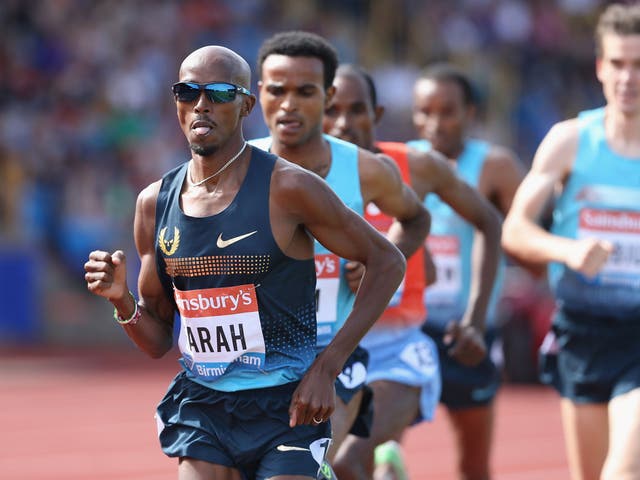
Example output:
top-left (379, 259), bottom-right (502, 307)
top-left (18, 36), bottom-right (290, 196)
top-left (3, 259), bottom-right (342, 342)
top-left (333, 443), bottom-right (373, 480)
top-left (333, 457), bottom-right (369, 480)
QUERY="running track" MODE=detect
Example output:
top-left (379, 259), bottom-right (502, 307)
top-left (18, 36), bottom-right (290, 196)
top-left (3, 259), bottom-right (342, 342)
top-left (0, 348), bottom-right (569, 479)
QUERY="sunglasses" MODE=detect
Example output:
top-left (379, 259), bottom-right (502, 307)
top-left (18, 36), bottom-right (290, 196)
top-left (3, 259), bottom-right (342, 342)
top-left (172, 82), bottom-right (251, 104)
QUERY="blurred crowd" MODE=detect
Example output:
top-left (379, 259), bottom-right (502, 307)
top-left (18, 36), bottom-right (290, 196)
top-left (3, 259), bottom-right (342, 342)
top-left (0, 0), bottom-right (610, 345)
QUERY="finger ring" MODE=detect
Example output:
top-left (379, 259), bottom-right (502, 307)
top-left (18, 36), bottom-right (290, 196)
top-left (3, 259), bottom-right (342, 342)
top-left (313, 416), bottom-right (323, 424)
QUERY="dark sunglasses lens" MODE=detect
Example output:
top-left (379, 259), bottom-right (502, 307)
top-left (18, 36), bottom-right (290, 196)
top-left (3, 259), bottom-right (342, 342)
top-left (173, 83), bottom-right (200, 102)
top-left (205, 84), bottom-right (236, 103)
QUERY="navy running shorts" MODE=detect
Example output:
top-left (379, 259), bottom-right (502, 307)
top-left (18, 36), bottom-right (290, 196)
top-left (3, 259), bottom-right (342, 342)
top-left (334, 344), bottom-right (372, 437)
top-left (539, 309), bottom-right (640, 403)
top-left (156, 372), bottom-right (331, 479)
top-left (335, 345), bottom-right (369, 404)
top-left (422, 323), bottom-right (500, 410)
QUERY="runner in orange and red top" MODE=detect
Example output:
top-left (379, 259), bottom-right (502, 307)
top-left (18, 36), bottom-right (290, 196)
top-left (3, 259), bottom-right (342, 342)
top-left (364, 141), bottom-right (429, 327)
top-left (323, 64), bottom-right (502, 480)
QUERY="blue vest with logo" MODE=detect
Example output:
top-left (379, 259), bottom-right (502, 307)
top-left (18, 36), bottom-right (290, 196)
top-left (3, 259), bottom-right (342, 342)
top-left (155, 147), bottom-right (317, 391)
top-left (250, 135), bottom-right (363, 347)
top-left (407, 138), bottom-right (505, 330)
top-left (549, 107), bottom-right (640, 320)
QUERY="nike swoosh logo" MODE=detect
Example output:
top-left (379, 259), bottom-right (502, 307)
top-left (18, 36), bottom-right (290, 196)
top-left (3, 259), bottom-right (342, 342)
top-left (276, 444), bottom-right (310, 452)
top-left (471, 384), bottom-right (498, 402)
top-left (216, 231), bottom-right (257, 248)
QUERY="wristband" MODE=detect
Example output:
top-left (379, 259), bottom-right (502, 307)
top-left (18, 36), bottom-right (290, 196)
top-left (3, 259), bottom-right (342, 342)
top-left (113, 291), bottom-right (142, 325)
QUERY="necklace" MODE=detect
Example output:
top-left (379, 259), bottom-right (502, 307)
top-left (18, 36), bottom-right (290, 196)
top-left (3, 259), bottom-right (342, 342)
top-left (188, 142), bottom-right (248, 187)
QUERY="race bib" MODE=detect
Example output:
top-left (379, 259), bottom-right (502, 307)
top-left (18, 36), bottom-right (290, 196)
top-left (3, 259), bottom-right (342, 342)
top-left (578, 208), bottom-right (640, 285)
top-left (315, 254), bottom-right (340, 324)
top-left (175, 284), bottom-right (265, 380)
top-left (425, 235), bottom-right (462, 301)
top-left (399, 339), bottom-right (438, 377)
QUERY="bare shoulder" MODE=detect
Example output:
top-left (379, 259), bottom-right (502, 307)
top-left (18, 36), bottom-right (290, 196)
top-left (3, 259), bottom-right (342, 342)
top-left (545, 117), bottom-right (581, 141)
top-left (407, 145), bottom-right (449, 174)
top-left (133, 179), bottom-right (163, 253)
top-left (361, 147), bottom-right (400, 176)
top-left (478, 143), bottom-right (525, 213)
top-left (406, 146), bottom-right (453, 198)
top-left (531, 117), bottom-right (580, 175)
top-left (485, 144), bottom-right (521, 170)
top-left (358, 148), bottom-right (404, 203)
top-left (136, 180), bottom-right (162, 217)
top-left (271, 156), bottom-right (324, 194)
top-left (270, 157), bottom-right (336, 218)
top-left (483, 143), bottom-right (525, 185)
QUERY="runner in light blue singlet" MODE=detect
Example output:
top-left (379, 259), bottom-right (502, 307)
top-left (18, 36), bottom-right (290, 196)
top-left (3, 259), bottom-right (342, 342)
top-left (408, 138), bottom-right (505, 332)
top-left (407, 138), bottom-right (503, 408)
top-left (549, 107), bottom-right (640, 320)
top-left (250, 135), bottom-right (363, 346)
top-left (538, 107), bottom-right (640, 402)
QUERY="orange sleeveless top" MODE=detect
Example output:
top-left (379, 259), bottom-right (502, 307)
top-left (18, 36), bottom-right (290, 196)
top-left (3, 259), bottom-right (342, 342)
top-left (365, 141), bottom-right (426, 326)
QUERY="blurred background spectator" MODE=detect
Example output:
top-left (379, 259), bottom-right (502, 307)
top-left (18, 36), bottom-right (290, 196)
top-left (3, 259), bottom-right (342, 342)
top-left (0, 0), bottom-right (609, 373)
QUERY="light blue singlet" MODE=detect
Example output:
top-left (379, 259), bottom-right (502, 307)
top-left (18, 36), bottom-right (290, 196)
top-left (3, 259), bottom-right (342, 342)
top-left (407, 138), bottom-right (505, 330)
top-left (549, 107), bottom-right (640, 320)
top-left (250, 135), bottom-right (363, 346)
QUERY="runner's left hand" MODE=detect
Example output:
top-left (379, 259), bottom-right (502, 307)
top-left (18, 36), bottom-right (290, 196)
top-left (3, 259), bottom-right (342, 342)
top-left (289, 366), bottom-right (336, 427)
top-left (443, 322), bottom-right (487, 367)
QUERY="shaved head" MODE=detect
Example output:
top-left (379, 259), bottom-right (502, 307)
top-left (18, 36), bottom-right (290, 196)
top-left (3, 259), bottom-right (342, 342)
top-left (174, 45), bottom-right (256, 159)
top-left (179, 46), bottom-right (251, 89)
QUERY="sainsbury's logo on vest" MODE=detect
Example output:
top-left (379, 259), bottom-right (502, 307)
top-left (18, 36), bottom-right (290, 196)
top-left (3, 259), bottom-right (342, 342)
top-left (174, 285), bottom-right (257, 318)
top-left (580, 208), bottom-right (640, 233)
top-left (315, 254), bottom-right (339, 278)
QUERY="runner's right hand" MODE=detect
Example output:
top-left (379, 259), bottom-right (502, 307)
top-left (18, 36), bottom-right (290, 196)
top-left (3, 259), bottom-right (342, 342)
top-left (344, 261), bottom-right (365, 293)
top-left (565, 238), bottom-right (614, 278)
top-left (84, 250), bottom-right (129, 302)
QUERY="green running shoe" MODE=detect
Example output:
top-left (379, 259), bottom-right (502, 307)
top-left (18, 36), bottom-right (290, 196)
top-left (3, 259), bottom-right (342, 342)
top-left (317, 459), bottom-right (336, 480)
top-left (374, 440), bottom-right (408, 480)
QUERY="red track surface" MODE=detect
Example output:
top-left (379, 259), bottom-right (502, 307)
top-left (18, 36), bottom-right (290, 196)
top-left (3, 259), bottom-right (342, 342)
top-left (0, 349), bottom-right (569, 479)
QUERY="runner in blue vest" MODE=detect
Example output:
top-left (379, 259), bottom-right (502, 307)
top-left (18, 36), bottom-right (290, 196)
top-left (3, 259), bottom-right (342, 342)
top-left (84, 44), bottom-right (406, 480)
top-left (503, 4), bottom-right (640, 479)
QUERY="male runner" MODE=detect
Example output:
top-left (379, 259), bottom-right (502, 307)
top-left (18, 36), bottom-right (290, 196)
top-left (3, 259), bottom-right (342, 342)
top-left (84, 45), bottom-right (406, 480)
top-left (324, 63), bottom-right (503, 480)
top-left (251, 31), bottom-right (430, 466)
top-left (503, 4), bottom-right (640, 478)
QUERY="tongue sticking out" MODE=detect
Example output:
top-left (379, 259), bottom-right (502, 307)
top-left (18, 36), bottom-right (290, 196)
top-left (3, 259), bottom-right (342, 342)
top-left (194, 126), bottom-right (210, 135)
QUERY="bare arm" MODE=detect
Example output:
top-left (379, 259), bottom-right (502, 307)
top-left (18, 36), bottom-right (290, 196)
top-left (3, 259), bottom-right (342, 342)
top-left (410, 148), bottom-right (501, 365)
top-left (482, 144), bottom-right (550, 277)
top-left (360, 149), bottom-right (431, 259)
top-left (502, 119), bottom-right (614, 276)
top-left (271, 161), bottom-right (406, 425)
top-left (417, 149), bottom-right (502, 334)
top-left (84, 182), bottom-right (176, 358)
top-left (481, 145), bottom-right (526, 216)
